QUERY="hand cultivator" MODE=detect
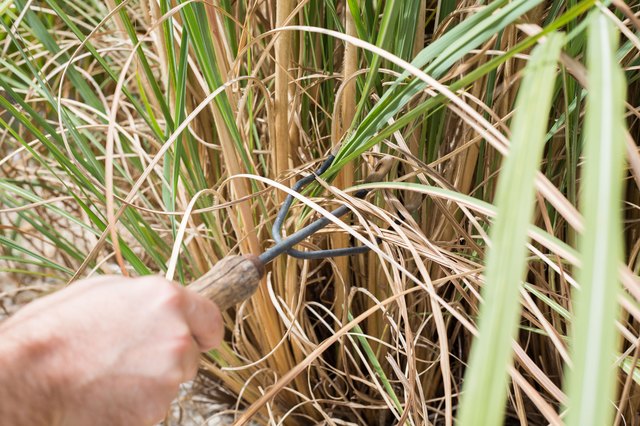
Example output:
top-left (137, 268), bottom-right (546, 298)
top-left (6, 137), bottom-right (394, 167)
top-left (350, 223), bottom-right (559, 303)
top-left (188, 154), bottom-right (393, 309)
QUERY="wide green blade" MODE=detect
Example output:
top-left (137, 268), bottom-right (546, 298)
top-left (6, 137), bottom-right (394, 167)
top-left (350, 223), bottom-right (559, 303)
top-left (456, 32), bottom-right (565, 426)
top-left (564, 12), bottom-right (626, 426)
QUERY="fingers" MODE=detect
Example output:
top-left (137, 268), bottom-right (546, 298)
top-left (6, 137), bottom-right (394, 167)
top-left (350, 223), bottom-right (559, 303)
top-left (179, 287), bottom-right (224, 352)
top-left (180, 336), bottom-right (201, 381)
top-left (127, 276), bottom-right (223, 352)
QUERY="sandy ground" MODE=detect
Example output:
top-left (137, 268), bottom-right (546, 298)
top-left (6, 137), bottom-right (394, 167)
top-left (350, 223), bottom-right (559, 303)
top-left (166, 382), bottom-right (233, 425)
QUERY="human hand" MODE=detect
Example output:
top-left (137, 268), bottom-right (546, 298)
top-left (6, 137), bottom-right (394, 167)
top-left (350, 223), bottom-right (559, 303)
top-left (0, 275), bottom-right (223, 426)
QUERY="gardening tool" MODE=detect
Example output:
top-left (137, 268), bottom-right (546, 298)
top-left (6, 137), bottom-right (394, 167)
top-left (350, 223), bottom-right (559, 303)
top-left (186, 154), bottom-right (392, 310)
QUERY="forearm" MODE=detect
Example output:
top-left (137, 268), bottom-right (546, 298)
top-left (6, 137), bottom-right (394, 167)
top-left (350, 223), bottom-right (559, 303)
top-left (0, 320), bottom-right (64, 425)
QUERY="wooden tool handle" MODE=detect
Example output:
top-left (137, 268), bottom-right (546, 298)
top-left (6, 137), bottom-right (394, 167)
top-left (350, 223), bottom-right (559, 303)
top-left (187, 255), bottom-right (264, 310)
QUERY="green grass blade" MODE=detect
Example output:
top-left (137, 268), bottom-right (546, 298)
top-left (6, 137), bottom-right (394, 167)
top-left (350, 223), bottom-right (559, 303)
top-left (178, 1), bottom-right (253, 172)
top-left (327, 0), bottom-right (545, 176)
top-left (323, 0), bottom-right (597, 182)
top-left (351, 0), bottom-right (401, 125)
top-left (436, 0), bottom-right (457, 26)
top-left (564, 12), bottom-right (626, 426)
top-left (346, 0), bottom-right (368, 42)
top-left (456, 32), bottom-right (565, 426)
top-left (396, 1), bottom-right (422, 61)
top-left (621, 357), bottom-right (640, 386)
top-left (347, 312), bottom-right (405, 419)
top-left (110, 0), bottom-right (173, 126)
top-left (10, 0), bottom-right (103, 110)
top-left (0, 113), bottom-right (152, 275)
top-left (41, 0), bottom-right (166, 140)
top-left (353, 181), bottom-right (580, 270)
top-left (0, 235), bottom-right (74, 275)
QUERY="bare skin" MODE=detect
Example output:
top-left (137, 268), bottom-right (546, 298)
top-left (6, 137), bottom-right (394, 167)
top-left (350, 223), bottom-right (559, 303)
top-left (0, 275), bottom-right (223, 425)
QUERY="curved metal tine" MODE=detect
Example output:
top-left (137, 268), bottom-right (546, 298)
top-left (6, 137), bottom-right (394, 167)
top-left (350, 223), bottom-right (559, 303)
top-left (271, 154), bottom-right (335, 244)
top-left (267, 155), bottom-right (374, 262)
top-left (261, 202), bottom-right (368, 264)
